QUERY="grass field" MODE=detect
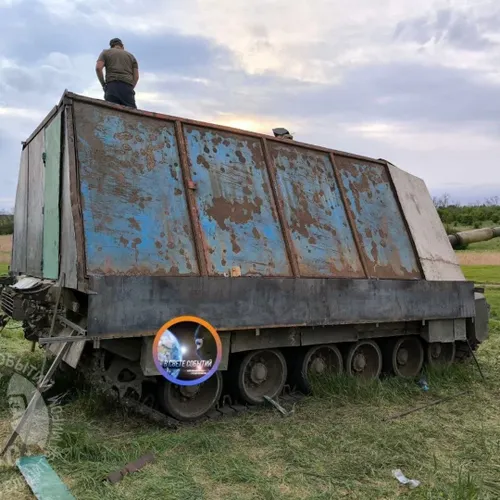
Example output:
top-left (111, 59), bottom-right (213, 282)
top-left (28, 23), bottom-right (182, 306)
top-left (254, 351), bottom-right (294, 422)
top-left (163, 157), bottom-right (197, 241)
top-left (0, 247), bottom-right (499, 498)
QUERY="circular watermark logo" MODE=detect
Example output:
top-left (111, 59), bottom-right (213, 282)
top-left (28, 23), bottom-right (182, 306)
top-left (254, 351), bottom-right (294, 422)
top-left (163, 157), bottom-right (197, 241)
top-left (0, 353), bottom-right (65, 470)
top-left (153, 316), bottom-right (222, 386)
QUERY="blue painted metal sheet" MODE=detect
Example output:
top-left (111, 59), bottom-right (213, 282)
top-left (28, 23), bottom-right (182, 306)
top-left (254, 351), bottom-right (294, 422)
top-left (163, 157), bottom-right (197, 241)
top-left (183, 126), bottom-right (292, 276)
top-left (268, 143), bottom-right (365, 277)
top-left (43, 111), bottom-right (62, 279)
top-left (16, 455), bottom-right (75, 499)
top-left (73, 102), bottom-right (198, 276)
top-left (335, 156), bottom-right (422, 279)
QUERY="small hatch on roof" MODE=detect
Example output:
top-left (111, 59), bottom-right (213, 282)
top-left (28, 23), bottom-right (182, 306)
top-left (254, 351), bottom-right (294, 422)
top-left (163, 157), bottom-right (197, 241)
top-left (272, 128), bottom-right (294, 140)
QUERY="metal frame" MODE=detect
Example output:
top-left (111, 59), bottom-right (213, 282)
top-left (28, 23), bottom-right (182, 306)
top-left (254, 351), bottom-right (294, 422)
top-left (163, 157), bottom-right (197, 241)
top-left (21, 91), bottom-right (387, 165)
top-left (329, 152), bottom-right (369, 278)
top-left (261, 137), bottom-right (300, 277)
top-left (65, 103), bottom-right (88, 290)
top-left (174, 121), bottom-right (209, 276)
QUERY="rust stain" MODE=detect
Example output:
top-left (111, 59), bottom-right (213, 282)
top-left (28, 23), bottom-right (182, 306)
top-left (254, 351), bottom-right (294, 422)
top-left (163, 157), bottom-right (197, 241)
top-left (289, 182), bottom-right (316, 238)
top-left (155, 241), bottom-right (162, 249)
top-left (114, 131), bottom-right (134, 141)
top-left (230, 233), bottom-right (241, 254)
top-left (128, 217), bottom-right (141, 231)
top-left (197, 155), bottom-right (211, 169)
top-left (119, 236), bottom-right (129, 247)
top-left (252, 227), bottom-right (261, 240)
top-left (131, 238), bottom-right (142, 249)
top-left (206, 196), bottom-right (263, 230)
top-left (174, 188), bottom-right (182, 196)
top-left (235, 151), bottom-right (246, 164)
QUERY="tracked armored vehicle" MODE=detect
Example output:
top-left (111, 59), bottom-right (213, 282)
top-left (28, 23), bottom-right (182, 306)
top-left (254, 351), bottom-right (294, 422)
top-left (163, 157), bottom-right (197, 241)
top-left (0, 91), bottom-right (492, 422)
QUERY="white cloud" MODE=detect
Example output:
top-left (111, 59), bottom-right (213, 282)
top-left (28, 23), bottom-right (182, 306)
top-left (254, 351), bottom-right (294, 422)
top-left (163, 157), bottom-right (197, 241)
top-left (35, 0), bottom-right (500, 83)
top-left (0, 0), bottom-right (496, 209)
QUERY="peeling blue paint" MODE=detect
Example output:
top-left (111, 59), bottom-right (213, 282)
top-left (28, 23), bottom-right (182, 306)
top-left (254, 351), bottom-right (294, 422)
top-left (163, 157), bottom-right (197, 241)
top-left (337, 160), bottom-right (421, 278)
top-left (184, 127), bottom-right (291, 276)
top-left (75, 103), bottom-right (198, 275)
top-left (270, 144), bottom-right (365, 277)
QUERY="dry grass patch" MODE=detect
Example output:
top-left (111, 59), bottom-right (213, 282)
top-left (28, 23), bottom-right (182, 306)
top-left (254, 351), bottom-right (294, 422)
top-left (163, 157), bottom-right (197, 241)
top-left (457, 252), bottom-right (500, 266)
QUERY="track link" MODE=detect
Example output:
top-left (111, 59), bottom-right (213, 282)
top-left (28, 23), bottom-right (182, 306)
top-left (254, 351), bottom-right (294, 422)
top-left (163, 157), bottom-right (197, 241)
top-left (76, 337), bottom-right (481, 429)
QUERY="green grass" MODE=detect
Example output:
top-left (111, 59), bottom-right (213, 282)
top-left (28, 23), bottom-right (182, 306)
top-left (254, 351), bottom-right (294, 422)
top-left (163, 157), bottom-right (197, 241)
top-left (454, 237), bottom-right (500, 252)
top-left (1, 268), bottom-right (500, 499)
top-left (461, 265), bottom-right (500, 285)
top-left (463, 238), bottom-right (500, 252)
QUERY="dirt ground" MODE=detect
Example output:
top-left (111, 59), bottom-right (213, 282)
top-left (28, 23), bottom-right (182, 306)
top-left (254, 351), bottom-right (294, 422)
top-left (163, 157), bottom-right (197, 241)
top-left (457, 251), bottom-right (500, 265)
top-left (0, 235), bottom-right (11, 264)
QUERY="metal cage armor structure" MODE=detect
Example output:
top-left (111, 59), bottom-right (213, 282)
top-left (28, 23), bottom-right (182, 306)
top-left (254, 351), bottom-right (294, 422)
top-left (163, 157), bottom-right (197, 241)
top-left (1, 90), bottom-right (491, 422)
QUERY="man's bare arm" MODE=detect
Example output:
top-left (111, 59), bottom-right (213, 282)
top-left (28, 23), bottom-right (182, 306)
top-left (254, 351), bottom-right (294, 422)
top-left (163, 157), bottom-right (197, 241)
top-left (96, 54), bottom-right (106, 89)
top-left (132, 68), bottom-right (139, 88)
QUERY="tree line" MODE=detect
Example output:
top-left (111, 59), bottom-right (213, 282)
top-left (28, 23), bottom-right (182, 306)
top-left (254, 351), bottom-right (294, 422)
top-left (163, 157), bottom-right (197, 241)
top-left (0, 211), bottom-right (13, 235)
top-left (432, 195), bottom-right (500, 233)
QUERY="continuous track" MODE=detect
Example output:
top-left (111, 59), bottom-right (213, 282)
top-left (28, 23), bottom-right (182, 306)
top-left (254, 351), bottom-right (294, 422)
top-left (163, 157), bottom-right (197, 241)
top-left (73, 338), bottom-right (476, 430)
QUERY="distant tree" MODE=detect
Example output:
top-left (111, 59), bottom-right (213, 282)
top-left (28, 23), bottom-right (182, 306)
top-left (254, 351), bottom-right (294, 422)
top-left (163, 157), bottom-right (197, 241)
top-left (433, 195), bottom-right (500, 231)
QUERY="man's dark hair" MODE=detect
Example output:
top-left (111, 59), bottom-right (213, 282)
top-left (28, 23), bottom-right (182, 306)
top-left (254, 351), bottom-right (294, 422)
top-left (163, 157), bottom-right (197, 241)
top-left (109, 38), bottom-right (123, 48)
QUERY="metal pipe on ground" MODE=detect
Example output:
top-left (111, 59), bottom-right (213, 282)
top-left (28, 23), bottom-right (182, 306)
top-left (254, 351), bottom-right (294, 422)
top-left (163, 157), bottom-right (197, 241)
top-left (448, 227), bottom-right (500, 248)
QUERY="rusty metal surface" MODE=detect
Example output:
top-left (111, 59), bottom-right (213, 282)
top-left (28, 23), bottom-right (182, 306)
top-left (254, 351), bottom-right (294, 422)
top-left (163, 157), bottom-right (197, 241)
top-left (73, 102), bottom-right (198, 276)
top-left (335, 156), bottom-right (422, 279)
top-left (62, 91), bottom-right (388, 168)
top-left (67, 105), bottom-right (88, 289)
top-left (175, 121), bottom-right (209, 276)
top-left (26, 131), bottom-right (45, 278)
top-left (11, 147), bottom-right (29, 274)
top-left (60, 108), bottom-right (79, 289)
top-left (261, 138), bottom-right (300, 277)
top-left (183, 125), bottom-right (292, 276)
top-left (268, 142), bottom-right (365, 277)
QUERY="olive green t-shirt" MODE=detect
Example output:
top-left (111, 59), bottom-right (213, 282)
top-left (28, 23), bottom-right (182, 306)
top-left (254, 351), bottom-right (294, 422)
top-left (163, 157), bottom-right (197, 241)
top-left (97, 48), bottom-right (138, 86)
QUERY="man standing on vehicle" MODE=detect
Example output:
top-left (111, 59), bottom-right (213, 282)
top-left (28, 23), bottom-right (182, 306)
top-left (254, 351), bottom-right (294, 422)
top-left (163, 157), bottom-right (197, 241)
top-left (95, 38), bottom-right (139, 109)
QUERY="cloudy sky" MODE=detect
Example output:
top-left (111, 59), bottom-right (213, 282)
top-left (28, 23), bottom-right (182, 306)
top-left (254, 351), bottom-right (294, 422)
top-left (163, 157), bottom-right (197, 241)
top-left (1, 0), bottom-right (499, 211)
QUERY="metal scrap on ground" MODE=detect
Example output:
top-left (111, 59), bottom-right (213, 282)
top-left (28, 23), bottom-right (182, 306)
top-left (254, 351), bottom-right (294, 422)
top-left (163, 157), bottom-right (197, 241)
top-left (106, 451), bottom-right (155, 484)
top-left (16, 455), bottom-right (75, 499)
top-left (263, 395), bottom-right (295, 417)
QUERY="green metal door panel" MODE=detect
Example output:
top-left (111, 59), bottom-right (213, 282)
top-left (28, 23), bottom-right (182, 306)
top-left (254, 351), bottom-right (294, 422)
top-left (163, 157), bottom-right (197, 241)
top-left (43, 112), bottom-right (62, 279)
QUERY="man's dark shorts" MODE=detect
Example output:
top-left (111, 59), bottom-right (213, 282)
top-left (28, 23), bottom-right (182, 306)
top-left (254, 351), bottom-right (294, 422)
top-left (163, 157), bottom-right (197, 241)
top-left (104, 80), bottom-right (137, 109)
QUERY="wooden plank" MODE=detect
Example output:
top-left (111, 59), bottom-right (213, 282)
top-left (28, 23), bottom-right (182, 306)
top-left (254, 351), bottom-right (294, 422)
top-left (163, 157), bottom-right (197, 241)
top-left (27, 132), bottom-right (45, 277)
top-left (11, 147), bottom-right (29, 274)
top-left (16, 456), bottom-right (75, 499)
top-left (43, 111), bottom-right (62, 279)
